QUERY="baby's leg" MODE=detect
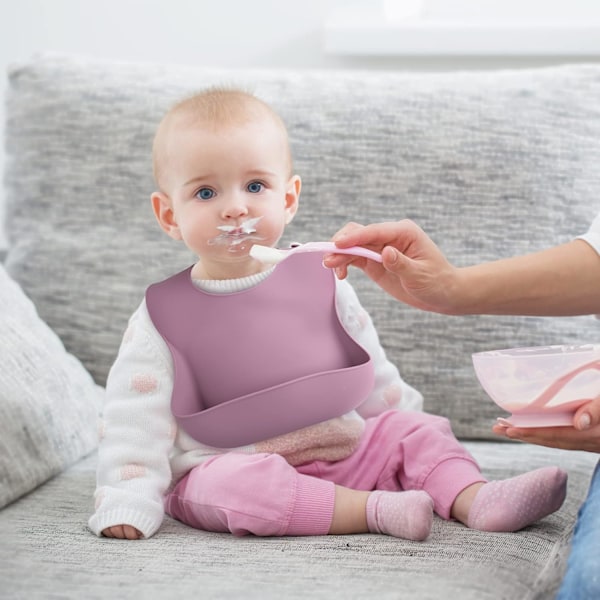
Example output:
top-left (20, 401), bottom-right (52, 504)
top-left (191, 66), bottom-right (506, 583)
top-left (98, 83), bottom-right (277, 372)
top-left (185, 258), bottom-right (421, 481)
top-left (165, 452), bottom-right (336, 536)
top-left (452, 466), bottom-right (567, 532)
top-left (166, 451), bottom-right (434, 540)
top-left (396, 412), bottom-right (568, 531)
top-left (365, 490), bottom-right (434, 541)
top-left (303, 410), bottom-right (487, 523)
top-left (363, 412), bottom-right (566, 530)
top-left (329, 486), bottom-right (434, 541)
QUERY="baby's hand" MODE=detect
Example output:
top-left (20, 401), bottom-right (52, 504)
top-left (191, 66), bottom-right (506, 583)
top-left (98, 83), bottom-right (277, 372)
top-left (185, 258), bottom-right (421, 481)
top-left (102, 525), bottom-right (142, 540)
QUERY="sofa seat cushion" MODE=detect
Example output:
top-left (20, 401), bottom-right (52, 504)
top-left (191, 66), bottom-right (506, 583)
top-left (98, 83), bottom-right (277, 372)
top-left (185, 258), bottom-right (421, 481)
top-left (1, 443), bottom-right (596, 599)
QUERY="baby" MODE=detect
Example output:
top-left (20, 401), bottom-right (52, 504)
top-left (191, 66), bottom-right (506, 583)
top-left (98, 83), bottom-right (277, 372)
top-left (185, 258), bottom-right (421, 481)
top-left (89, 88), bottom-right (567, 541)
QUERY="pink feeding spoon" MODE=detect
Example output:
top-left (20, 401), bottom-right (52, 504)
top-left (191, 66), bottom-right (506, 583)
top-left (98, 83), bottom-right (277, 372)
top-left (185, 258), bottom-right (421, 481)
top-left (250, 241), bottom-right (382, 265)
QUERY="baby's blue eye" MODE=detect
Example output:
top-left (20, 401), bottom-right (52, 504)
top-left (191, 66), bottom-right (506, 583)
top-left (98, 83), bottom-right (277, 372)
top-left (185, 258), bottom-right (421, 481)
top-left (196, 188), bottom-right (215, 201)
top-left (247, 182), bottom-right (263, 193)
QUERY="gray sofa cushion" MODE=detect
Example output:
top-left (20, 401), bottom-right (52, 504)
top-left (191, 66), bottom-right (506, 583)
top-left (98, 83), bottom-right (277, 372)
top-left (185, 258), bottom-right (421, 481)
top-left (4, 54), bottom-right (600, 439)
top-left (0, 263), bottom-right (102, 508)
top-left (1, 443), bottom-right (597, 600)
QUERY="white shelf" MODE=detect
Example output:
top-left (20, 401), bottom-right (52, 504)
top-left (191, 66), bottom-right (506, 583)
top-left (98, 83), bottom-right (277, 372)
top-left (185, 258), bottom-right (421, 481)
top-left (323, 18), bottom-right (600, 56)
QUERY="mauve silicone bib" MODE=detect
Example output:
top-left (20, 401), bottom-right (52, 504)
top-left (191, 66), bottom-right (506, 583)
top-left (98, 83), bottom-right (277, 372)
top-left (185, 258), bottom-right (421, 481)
top-left (146, 252), bottom-right (374, 447)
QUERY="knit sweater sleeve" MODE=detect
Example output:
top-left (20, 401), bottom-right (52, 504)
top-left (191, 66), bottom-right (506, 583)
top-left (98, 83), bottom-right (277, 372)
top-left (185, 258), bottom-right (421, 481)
top-left (334, 279), bottom-right (423, 418)
top-left (88, 300), bottom-right (177, 539)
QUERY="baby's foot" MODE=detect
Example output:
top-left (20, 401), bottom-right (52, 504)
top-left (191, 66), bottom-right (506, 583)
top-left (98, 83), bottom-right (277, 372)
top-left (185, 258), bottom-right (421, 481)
top-left (467, 466), bottom-right (567, 532)
top-left (366, 490), bottom-right (434, 541)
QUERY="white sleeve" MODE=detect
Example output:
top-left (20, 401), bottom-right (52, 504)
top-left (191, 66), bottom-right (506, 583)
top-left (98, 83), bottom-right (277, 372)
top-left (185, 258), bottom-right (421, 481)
top-left (335, 279), bottom-right (423, 419)
top-left (575, 212), bottom-right (600, 319)
top-left (88, 301), bottom-right (177, 539)
top-left (576, 212), bottom-right (600, 256)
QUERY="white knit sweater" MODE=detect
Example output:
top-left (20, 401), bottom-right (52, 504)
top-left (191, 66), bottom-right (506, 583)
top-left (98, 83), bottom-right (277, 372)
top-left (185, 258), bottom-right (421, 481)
top-left (88, 271), bottom-right (423, 538)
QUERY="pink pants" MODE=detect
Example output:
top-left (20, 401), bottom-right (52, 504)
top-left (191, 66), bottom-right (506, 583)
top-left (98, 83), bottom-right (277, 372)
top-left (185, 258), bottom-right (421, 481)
top-left (165, 410), bottom-right (485, 536)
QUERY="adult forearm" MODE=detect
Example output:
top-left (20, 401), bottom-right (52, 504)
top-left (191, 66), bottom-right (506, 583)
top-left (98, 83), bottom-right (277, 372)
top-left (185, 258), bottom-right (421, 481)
top-left (453, 240), bottom-right (600, 316)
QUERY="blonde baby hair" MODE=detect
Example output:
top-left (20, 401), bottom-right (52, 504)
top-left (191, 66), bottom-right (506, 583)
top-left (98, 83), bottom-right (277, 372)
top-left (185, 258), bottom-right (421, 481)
top-left (152, 87), bottom-right (292, 190)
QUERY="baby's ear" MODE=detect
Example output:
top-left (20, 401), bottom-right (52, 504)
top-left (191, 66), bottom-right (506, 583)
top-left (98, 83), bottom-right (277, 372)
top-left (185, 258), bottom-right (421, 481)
top-left (151, 192), bottom-right (182, 240)
top-left (284, 175), bottom-right (301, 224)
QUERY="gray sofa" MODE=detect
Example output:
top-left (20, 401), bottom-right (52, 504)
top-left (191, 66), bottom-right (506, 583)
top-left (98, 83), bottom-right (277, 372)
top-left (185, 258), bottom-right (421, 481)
top-left (1, 54), bottom-right (599, 599)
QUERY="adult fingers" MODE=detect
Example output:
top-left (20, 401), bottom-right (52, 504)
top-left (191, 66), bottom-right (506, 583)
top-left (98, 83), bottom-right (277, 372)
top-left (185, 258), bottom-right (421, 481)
top-left (574, 396), bottom-right (600, 431)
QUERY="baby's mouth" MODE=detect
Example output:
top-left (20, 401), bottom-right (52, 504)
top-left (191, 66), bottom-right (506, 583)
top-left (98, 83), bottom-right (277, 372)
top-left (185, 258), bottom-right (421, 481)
top-left (208, 216), bottom-right (264, 249)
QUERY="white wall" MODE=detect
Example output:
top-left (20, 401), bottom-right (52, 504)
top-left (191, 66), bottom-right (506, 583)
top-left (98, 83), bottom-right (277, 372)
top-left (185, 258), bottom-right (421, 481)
top-left (1, 0), bottom-right (600, 250)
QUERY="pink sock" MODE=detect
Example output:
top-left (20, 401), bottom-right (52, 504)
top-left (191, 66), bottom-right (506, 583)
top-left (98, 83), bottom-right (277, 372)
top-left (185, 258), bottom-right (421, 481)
top-left (366, 490), bottom-right (434, 541)
top-left (467, 466), bottom-right (567, 532)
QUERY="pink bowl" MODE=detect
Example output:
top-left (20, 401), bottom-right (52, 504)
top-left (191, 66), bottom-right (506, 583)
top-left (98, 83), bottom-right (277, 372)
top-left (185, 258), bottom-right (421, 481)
top-left (472, 344), bottom-right (600, 427)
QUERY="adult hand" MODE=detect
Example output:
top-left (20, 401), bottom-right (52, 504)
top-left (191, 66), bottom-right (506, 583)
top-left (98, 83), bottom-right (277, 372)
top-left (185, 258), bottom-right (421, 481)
top-left (102, 525), bottom-right (142, 540)
top-left (492, 398), bottom-right (600, 453)
top-left (324, 220), bottom-right (461, 314)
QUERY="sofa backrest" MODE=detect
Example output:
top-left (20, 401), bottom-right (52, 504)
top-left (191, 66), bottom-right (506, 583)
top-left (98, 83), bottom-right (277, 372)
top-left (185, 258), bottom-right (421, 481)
top-left (4, 54), bottom-right (600, 439)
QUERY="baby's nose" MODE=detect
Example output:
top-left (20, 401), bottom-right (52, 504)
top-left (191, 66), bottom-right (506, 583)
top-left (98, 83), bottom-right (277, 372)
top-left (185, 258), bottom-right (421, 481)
top-left (222, 201), bottom-right (249, 219)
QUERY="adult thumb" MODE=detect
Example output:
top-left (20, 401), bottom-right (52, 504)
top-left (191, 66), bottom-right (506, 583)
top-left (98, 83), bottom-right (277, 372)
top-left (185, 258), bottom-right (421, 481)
top-left (574, 397), bottom-right (600, 430)
top-left (381, 246), bottom-right (404, 273)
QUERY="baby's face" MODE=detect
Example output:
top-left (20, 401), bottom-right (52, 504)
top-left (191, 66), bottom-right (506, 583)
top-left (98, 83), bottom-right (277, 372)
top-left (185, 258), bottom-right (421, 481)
top-left (159, 115), bottom-right (299, 277)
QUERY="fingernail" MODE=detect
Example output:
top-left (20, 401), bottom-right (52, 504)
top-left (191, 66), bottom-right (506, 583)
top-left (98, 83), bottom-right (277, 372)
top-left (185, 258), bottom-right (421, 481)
top-left (386, 247), bottom-right (399, 264)
top-left (578, 413), bottom-right (591, 430)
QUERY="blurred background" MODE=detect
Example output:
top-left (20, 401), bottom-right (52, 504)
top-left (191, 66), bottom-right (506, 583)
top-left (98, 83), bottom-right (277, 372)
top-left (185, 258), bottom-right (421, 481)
top-left (1, 0), bottom-right (600, 250)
